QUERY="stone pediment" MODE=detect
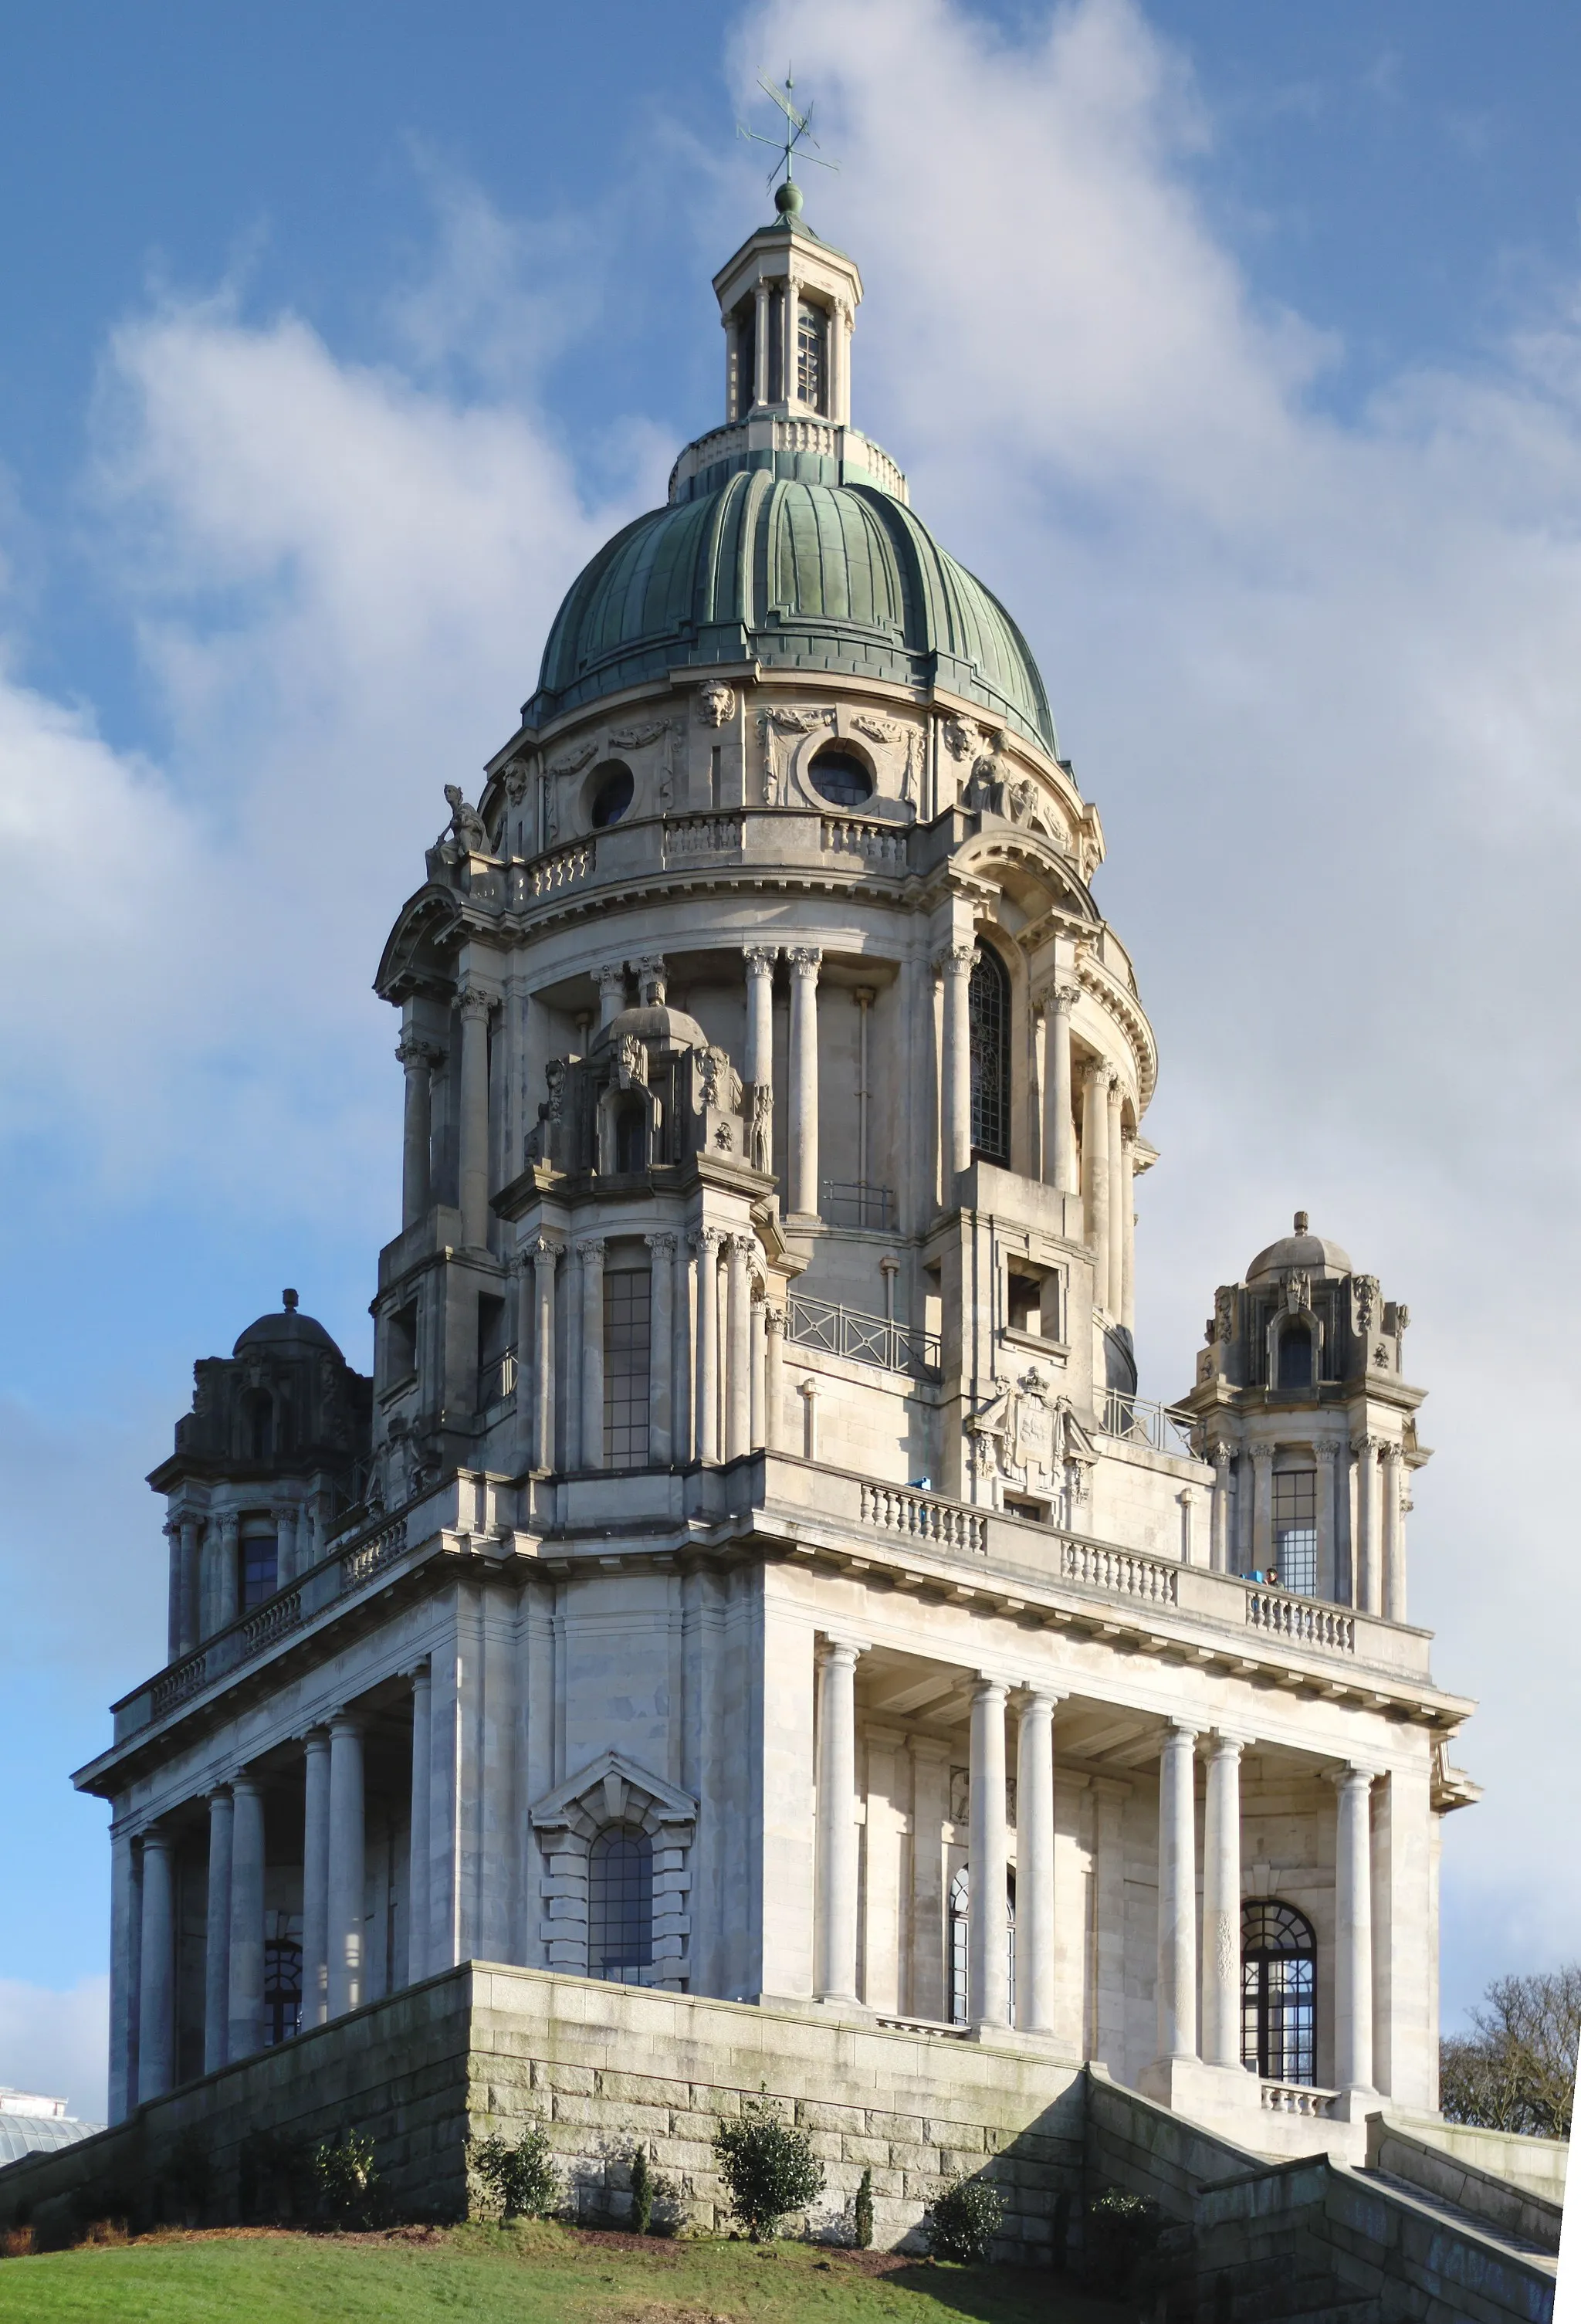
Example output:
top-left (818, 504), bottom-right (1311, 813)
top-left (529, 1750), bottom-right (696, 1834)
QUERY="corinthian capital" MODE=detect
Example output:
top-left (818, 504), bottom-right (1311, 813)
top-left (645, 1231), bottom-right (678, 1260)
top-left (574, 1235), bottom-right (606, 1265)
top-left (395, 1032), bottom-right (440, 1070)
top-left (1051, 982), bottom-right (1081, 1017)
top-left (786, 946), bottom-right (823, 980)
top-left (458, 984), bottom-right (493, 1022)
top-left (933, 941), bottom-right (977, 977)
top-left (692, 1225), bottom-right (723, 1255)
top-left (743, 945), bottom-right (778, 979)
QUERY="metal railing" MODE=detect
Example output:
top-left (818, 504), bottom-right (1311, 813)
top-left (1098, 1389), bottom-right (1198, 1458)
top-left (787, 1292), bottom-right (940, 1377)
top-left (478, 1347), bottom-right (517, 1410)
top-left (820, 1181), bottom-right (894, 1231)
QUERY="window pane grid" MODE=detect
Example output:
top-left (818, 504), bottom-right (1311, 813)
top-left (1241, 1901), bottom-right (1316, 2085)
top-left (1273, 1469), bottom-right (1319, 1595)
top-left (589, 1827), bottom-right (653, 1984)
top-left (797, 308), bottom-right (826, 412)
top-left (969, 950), bottom-right (1010, 1164)
top-left (242, 1535), bottom-right (279, 1609)
top-left (604, 1268), bottom-right (652, 1469)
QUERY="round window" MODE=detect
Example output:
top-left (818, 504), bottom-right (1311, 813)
top-left (807, 747), bottom-right (874, 808)
top-left (589, 762), bottom-right (634, 828)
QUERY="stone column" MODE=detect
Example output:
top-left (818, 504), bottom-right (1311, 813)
top-left (1251, 1445), bottom-right (1275, 1577)
top-left (1106, 1077), bottom-right (1126, 1319)
top-left (725, 1234), bottom-right (753, 1462)
top-left (750, 1285), bottom-right (767, 1449)
top-left (327, 1715), bottom-right (366, 2020)
top-left (671, 1236), bottom-right (692, 1462)
top-left (814, 1639), bottom-right (862, 2003)
top-left (908, 1737), bottom-right (951, 2021)
top-left (595, 960), bottom-right (627, 1032)
top-left (1383, 1444), bottom-right (1407, 1621)
top-left (968, 1675), bottom-right (1011, 2028)
top-left (164, 1523), bottom-right (181, 1662)
top-left (408, 1665), bottom-right (432, 1986)
top-left (1045, 985), bottom-right (1079, 1194)
top-left (743, 946), bottom-right (776, 1089)
top-left (1333, 1767), bottom-right (1376, 2097)
top-left (799, 1374), bottom-right (820, 1459)
top-left (1155, 1724), bottom-right (1199, 2067)
top-left (215, 1513), bottom-right (239, 1631)
top-left (1201, 1735), bottom-right (1245, 2072)
top-left (137, 1828), bottom-right (176, 2103)
top-left (1119, 1126), bottom-right (1137, 1330)
top-left (753, 283), bottom-right (770, 410)
top-left (763, 1305), bottom-right (786, 1453)
top-left (937, 943), bottom-right (975, 1184)
top-left (457, 985), bottom-right (493, 1249)
top-left (1210, 1445), bottom-right (1233, 1574)
top-left (1314, 1436), bottom-right (1338, 1600)
top-left (646, 1232), bottom-right (675, 1463)
top-left (397, 1032), bottom-right (436, 1229)
top-left (301, 1728), bottom-right (331, 2028)
top-left (787, 947), bottom-right (822, 1217)
top-left (692, 1228), bottom-right (721, 1462)
top-left (1332, 1438), bottom-right (1355, 1604)
top-left (228, 1773), bottom-right (266, 2061)
top-left (108, 1827), bottom-right (137, 2122)
top-left (526, 1239), bottom-right (557, 1470)
top-left (178, 1516), bottom-right (201, 1656)
top-left (1082, 1065), bottom-right (1112, 1308)
top-left (1016, 1689), bottom-right (1059, 2034)
top-left (203, 1787), bottom-right (233, 2074)
top-left (1356, 1437), bottom-right (1382, 1614)
top-left (577, 1238), bottom-right (605, 1470)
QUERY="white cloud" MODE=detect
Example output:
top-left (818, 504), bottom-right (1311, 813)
top-left (737, 0), bottom-right (1581, 2012)
top-left (0, 1978), bottom-right (108, 2125)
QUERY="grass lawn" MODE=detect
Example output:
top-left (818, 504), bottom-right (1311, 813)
top-left (0, 2221), bottom-right (1132, 2324)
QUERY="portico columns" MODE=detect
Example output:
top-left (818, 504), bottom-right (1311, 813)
top-left (1251, 1445), bottom-right (1275, 1576)
top-left (1356, 1437), bottom-right (1382, 1614)
top-left (457, 986), bottom-right (493, 1250)
top-left (528, 1238), bottom-right (557, 1469)
top-left (787, 947), bottom-right (822, 1216)
top-left (408, 1668), bottom-right (432, 1984)
top-left (743, 946), bottom-right (776, 1088)
top-left (937, 943), bottom-right (976, 1183)
top-left (1082, 1065), bottom-right (1112, 1309)
top-left (814, 1638), bottom-right (862, 2003)
top-left (228, 1773), bottom-right (266, 2061)
top-left (1201, 1735), bottom-right (1246, 2072)
top-left (1119, 1126), bottom-right (1136, 1330)
top-left (1106, 1077), bottom-right (1126, 1319)
top-left (692, 1228), bottom-right (721, 1462)
top-left (327, 1715), bottom-right (366, 2019)
top-left (1044, 985), bottom-right (1079, 1195)
top-left (968, 1675), bottom-right (1011, 2029)
top-left (203, 1787), bottom-right (233, 2074)
top-left (397, 1032), bottom-right (437, 1228)
top-left (1155, 1724), bottom-right (1200, 2068)
top-left (1333, 1767), bottom-right (1376, 2100)
top-left (215, 1513), bottom-right (239, 1632)
top-left (1210, 1445), bottom-right (1233, 1574)
top-left (646, 1232), bottom-right (675, 1463)
top-left (178, 1516), bottom-right (200, 1655)
top-left (763, 1303), bottom-right (785, 1452)
top-left (1015, 1689), bottom-right (1060, 2034)
top-left (1383, 1444), bottom-right (1406, 1621)
top-left (136, 1829), bottom-right (176, 2102)
top-left (301, 1727), bottom-right (331, 2028)
top-left (725, 1235), bottom-right (753, 1460)
top-left (577, 1238), bottom-right (605, 1469)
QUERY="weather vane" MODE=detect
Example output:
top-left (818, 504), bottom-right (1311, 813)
top-left (737, 68), bottom-right (839, 197)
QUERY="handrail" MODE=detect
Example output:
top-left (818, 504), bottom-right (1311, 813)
top-left (1098, 1389), bottom-right (1198, 1459)
top-left (819, 1181), bottom-right (894, 1231)
top-left (478, 1347), bottom-right (517, 1410)
top-left (787, 1292), bottom-right (939, 1376)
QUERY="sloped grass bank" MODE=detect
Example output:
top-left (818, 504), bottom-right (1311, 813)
top-left (0, 2220), bottom-right (1130, 2324)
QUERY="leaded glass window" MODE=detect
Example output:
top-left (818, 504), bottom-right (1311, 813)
top-left (603, 1267), bottom-right (651, 1469)
top-left (797, 303), bottom-right (827, 412)
top-left (1273, 1469), bottom-right (1318, 1597)
top-left (588, 1826), bottom-right (653, 1984)
top-left (1241, 1899), bottom-right (1316, 2085)
top-left (946, 1865), bottom-right (1016, 2025)
top-left (969, 947), bottom-right (1010, 1164)
top-left (242, 1532), bottom-right (279, 1609)
top-left (264, 1912), bottom-right (303, 2045)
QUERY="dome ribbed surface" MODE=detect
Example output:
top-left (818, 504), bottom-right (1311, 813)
top-left (527, 472), bottom-right (1056, 753)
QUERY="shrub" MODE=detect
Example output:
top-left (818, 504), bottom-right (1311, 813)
top-left (469, 2122), bottom-right (560, 2221)
top-left (712, 2105), bottom-right (824, 2243)
top-left (312, 2130), bottom-right (382, 2230)
top-left (853, 2165), bottom-right (874, 2250)
top-left (1080, 2185), bottom-right (1163, 2297)
top-left (0, 2226), bottom-right (34, 2259)
top-left (924, 2175), bottom-right (1003, 2264)
top-left (630, 2145), bottom-right (654, 2234)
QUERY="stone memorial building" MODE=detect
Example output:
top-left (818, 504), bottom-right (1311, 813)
top-left (61, 189), bottom-right (1488, 2224)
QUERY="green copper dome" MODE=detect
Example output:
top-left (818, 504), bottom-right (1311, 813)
top-left (526, 467), bottom-right (1057, 754)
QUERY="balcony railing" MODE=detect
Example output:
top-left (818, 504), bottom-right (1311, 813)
top-left (1098, 1389), bottom-right (1197, 1459)
top-left (787, 1292), bottom-right (940, 1377)
top-left (820, 1181), bottom-right (894, 1231)
top-left (478, 1347), bottom-right (517, 1410)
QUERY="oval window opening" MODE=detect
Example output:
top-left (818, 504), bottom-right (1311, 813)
top-left (807, 747), bottom-right (874, 809)
top-left (590, 763), bottom-right (635, 828)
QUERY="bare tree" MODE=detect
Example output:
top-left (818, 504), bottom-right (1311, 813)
top-left (1440, 1964), bottom-right (1581, 2139)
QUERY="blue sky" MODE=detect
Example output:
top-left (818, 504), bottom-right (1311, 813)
top-left (3, 0), bottom-right (1580, 2114)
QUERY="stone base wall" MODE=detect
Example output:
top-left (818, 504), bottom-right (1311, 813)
top-left (0, 1963), bottom-right (1085, 2261)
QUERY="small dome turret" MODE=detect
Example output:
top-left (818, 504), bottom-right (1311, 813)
top-left (1245, 1212), bottom-right (1354, 1286)
top-left (233, 1288), bottom-right (344, 1361)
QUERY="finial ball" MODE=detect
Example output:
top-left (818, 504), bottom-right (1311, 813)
top-left (775, 177), bottom-right (804, 219)
top-left (283, 1288), bottom-right (299, 1312)
top-left (1293, 1211), bottom-right (1308, 1236)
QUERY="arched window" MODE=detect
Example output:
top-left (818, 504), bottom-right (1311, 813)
top-left (614, 1103), bottom-right (647, 1175)
top-left (1277, 1323), bottom-right (1314, 1391)
top-left (588, 1825), bottom-right (653, 1984)
top-left (947, 1865), bottom-right (1017, 2026)
top-left (1241, 1900), bottom-right (1316, 2085)
top-left (969, 947), bottom-right (1011, 1164)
